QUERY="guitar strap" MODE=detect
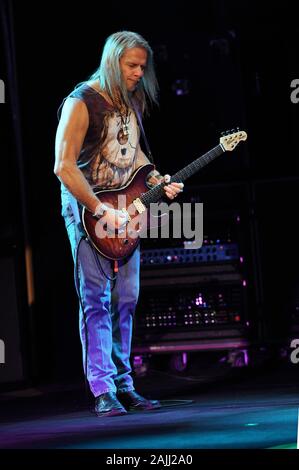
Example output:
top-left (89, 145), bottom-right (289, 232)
top-left (131, 99), bottom-right (154, 164)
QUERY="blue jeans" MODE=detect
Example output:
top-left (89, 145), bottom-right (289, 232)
top-left (63, 203), bottom-right (140, 397)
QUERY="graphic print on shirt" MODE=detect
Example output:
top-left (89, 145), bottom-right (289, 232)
top-left (91, 109), bottom-right (138, 189)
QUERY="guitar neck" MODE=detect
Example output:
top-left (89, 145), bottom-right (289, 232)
top-left (141, 144), bottom-right (224, 207)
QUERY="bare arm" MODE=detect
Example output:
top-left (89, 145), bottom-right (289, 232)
top-left (54, 97), bottom-right (128, 228)
top-left (54, 97), bottom-right (100, 214)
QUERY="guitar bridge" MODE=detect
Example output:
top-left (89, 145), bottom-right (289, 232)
top-left (133, 198), bottom-right (146, 214)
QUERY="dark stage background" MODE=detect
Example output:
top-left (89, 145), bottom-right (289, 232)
top-left (1, 0), bottom-right (299, 387)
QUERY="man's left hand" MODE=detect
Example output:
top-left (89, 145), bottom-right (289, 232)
top-left (163, 174), bottom-right (184, 200)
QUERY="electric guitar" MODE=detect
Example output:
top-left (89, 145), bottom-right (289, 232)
top-left (82, 130), bottom-right (247, 260)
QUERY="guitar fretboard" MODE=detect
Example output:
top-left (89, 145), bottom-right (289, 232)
top-left (140, 144), bottom-right (224, 207)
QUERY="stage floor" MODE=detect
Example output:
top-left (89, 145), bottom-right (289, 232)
top-left (1, 358), bottom-right (299, 452)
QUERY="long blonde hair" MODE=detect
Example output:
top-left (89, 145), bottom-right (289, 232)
top-left (89, 31), bottom-right (159, 114)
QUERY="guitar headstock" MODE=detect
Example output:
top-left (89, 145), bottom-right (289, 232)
top-left (220, 129), bottom-right (247, 151)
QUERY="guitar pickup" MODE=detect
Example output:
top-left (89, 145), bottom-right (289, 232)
top-left (133, 198), bottom-right (146, 214)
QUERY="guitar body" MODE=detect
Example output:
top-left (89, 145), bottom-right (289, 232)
top-left (82, 163), bottom-right (162, 260)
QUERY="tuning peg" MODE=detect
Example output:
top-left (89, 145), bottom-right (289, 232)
top-left (230, 128), bottom-right (236, 133)
top-left (221, 131), bottom-right (226, 136)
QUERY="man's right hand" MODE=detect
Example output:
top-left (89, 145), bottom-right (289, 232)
top-left (104, 208), bottom-right (129, 232)
top-left (94, 202), bottom-right (129, 233)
